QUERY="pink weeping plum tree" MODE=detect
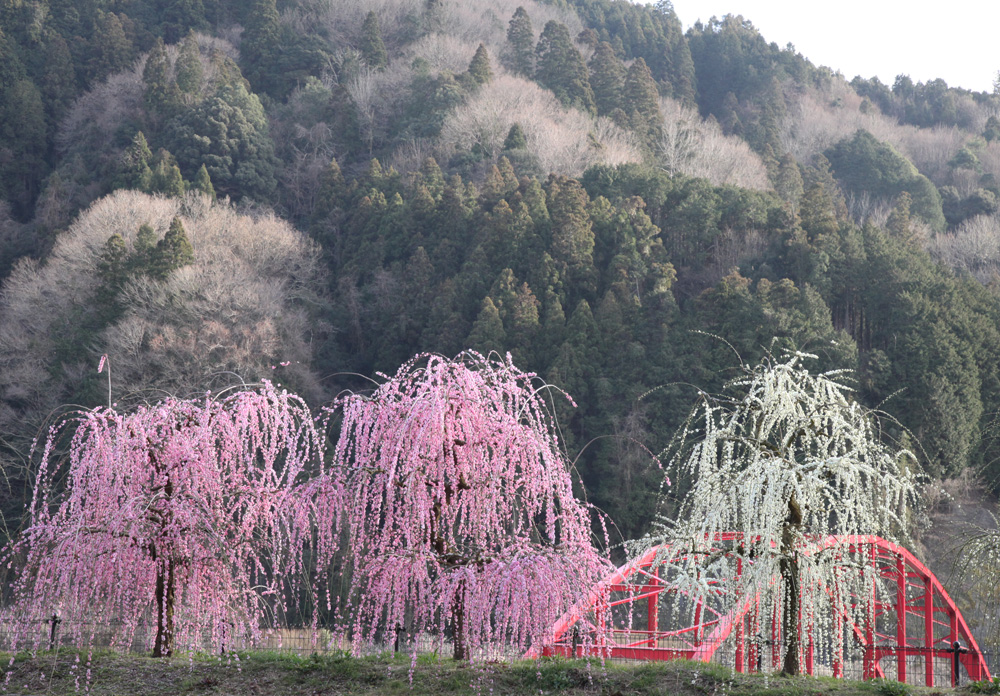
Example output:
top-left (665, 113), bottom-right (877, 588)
top-left (332, 352), bottom-right (613, 660)
top-left (3, 382), bottom-right (339, 659)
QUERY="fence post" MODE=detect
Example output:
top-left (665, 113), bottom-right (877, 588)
top-left (48, 613), bottom-right (61, 651)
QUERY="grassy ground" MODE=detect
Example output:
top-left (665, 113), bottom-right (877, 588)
top-left (0, 650), bottom-right (982, 696)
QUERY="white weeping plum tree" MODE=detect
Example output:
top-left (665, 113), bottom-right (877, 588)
top-left (633, 351), bottom-right (919, 675)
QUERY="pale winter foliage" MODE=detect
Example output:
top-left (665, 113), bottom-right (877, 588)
top-left (949, 511), bottom-right (1000, 644)
top-left (290, 0), bottom-right (580, 57)
top-left (0, 190), bottom-right (326, 450)
top-left (440, 73), bottom-right (641, 176)
top-left (633, 353), bottom-right (918, 675)
top-left (778, 81), bottom-right (973, 187)
top-left (332, 352), bottom-right (612, 660)
top-left (926, 212), bottom-right (1000, 282)
top-left (2, 383), bottom-right (337, 664)
top-left (657, 97), bottom-right (770, 191)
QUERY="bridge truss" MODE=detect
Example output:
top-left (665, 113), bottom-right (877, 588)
top-left (538, 535), bottom-right (990, 687)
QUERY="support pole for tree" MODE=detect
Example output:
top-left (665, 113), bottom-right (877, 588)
top-left (896, 554), bottom-right (907, 683)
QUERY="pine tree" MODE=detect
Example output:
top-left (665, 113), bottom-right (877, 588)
top-left (467, 43), bottom-right (493, 86)
top-left (505, 6), bottom-right (534, 77)
top-left (359, 11), bottom-right (388, 70)
top-left (535, 21), bottom-right (595, 114)
top-left (588, 42), bottom-right (625, 117)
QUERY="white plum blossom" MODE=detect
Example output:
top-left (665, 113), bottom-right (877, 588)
top-left (632, 352), bottom-right (919, 675)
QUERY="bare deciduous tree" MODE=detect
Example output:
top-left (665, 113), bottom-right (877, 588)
top-left (657, 97), bottom-right (770, 190)
top-left (440, 72), bottom-right (640, 176)
top-left (0, 190), bottom-right (328, 455)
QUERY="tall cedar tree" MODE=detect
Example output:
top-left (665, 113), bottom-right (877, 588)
top-left (152, 217), bottom-right (194, 280)
top-left (506, 6), bottom-right (534, 77)
top-left (88, 12), bottom-right (134, 82)
top-left (175, 32), bottom-right (204, 96)
top-left (142, 38), bottom-right (180, 117)
top-left (535, 21), bottom-right (595, 115)
top-left (467, 44), bottom-right (492, 86)
top-left (117, 131), bottom-right (153, 190)
top-left (623, 58), bottom-right (662, 149)
top-left (192, 164), bottom-right (214, 199)
top-left (240, 0), bottom-right (280, 94)
top-left (503, 123), bottom-right (528, 151)
top-left (588, 42), bottom-right (625, 117)
top-left (359, 11), bottom-right (388, 70)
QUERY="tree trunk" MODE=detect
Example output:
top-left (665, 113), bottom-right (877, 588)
top-left (780, 553), bottom-right (800, 675)
top-left (452, 581), bottom-right (467, 661)
top-left (780, 493), bottom-right (803, 675)
top-left (153, 557), bottom-right (175, 657)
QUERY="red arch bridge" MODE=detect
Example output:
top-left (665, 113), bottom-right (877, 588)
top-left (535, 535), bottom-right (991, 687)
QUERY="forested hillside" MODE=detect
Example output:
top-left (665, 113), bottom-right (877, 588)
top-left (1, 0), bottom-right (1000, 545)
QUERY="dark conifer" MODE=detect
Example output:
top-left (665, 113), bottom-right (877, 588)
top-left (467, 44), bottom-right (493, 86)
top-left (192, 164), bottom-right (215, 199)
top-left (535, 21), bottom-right (595, 114)
top-left (152, 217), bottom-right (195, 279)
top-left (359, 11), bottom-right (388, 70)
top-left (505, 7), bottom-right (534, 77)
top-left (623, 58), bottom-right (662, 148)
top-left (175, 32), bottom-right (204, 96)
top-left (503, 124), bottom-right (528, 151)
top-left (588, 42), bottom-right (625, 117)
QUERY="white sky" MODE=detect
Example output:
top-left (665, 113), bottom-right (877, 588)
top-left (656, 0), bottom-right (1000, 93)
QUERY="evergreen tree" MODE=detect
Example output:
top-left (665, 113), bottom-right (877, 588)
top-left (548, 175), bottom-right (595, 286)
top-left (0, 78), bottom-right (47, 214)
top-left (466, 296), bottom-right (506, 354)
top-left (149, 157), bottom-right (186, 198)
top-left (240, 0), bottom-right (281, 94)
top-left (775, 154), bottom-right (804, 214)
top-left (95, 233), bottom-right (130, 321)
top-left (143, 38), bottom-right (180, 118)
top-left (88, 12), bottom-right (134, 82)
top-left (164, 82), bottom-right (278, 201)
top-left (984, 115), bottom-right (1000, 143)
top-left (117, 131), bottom-right (154, 191)
top-left (623, 58), bottom-right (662, 148)
top-left (886, 191), bottom-right (913, 239)
top-left (588, 42), bottom-right (625, 117)
top-left (503, 123), bottom-right (528, 151)
top-left (535, 21), bottom-right (595, 114)
top-left (798, 181), bottom-right (838, 240)
top-left (466, 43), bottom-right (492, 86)
top-left (359, 11), bottom-right (388, 70)
top-left (41, 32), bottom-right (77, 120)
top-left (152, 217), bottom-right (195, 280)
top-left (505, 6), bottom-right (534, 77)
top-left (175, 32), bottom-right (204, 97)
top-left (192, 164), bottom-right (215, 199)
